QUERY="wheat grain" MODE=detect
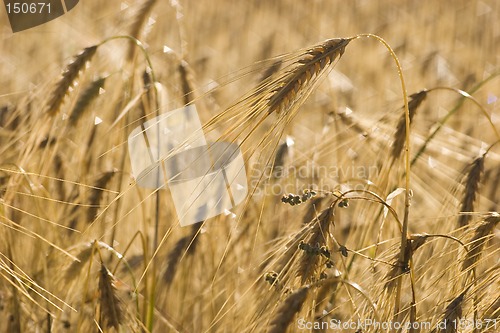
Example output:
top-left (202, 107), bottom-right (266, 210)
top-left (302, 197), bottom-right (325, 225)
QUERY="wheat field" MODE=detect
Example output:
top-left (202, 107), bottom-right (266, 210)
top-left (0, 1), bottom-right (499, 332)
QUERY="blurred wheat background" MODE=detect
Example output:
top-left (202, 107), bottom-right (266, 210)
top-left (0, 0), bottom-right (499, 332)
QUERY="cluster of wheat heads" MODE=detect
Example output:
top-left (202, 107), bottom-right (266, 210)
top-left (1, 5), bottom-right (500, 333)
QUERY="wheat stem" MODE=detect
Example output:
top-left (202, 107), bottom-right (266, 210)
top-left (99, 35), bottom-right (156, 83)
top-left (354, 33), bottom-right (411, 328)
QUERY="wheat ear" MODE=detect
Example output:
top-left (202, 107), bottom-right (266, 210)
top-left (462, 213), bottom-right (500, 271)
top-left (128, 0), bottom-right (158, 59)
top-left (45, 45), bottom-right (98, 116)
top-left (458, 155), bottom-right (485, 227)
top-left (98, 263), bottom-right (123, 330)
top-left (87, 171), bottom-right (117, 223)
top-left (163, 223), bottom-right (202, 286)
top-left (297, 206), bottom-right (334, 284)
top-left (65, 243), bottom-right (94, 282)
top-left (178, 60), bottom-right (196, 105)
top-left (268, 287), bottom-right (309, 333)
top-left (391, 89), bottom-right (428, 159)
top-left (267, 38), bottom-right (351, 114)
top-left (435, 289), bottom-right (468, 333)
top-left (69, 76), bottom-right (107, 126)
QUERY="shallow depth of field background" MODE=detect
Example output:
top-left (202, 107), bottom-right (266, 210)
top-left (0, 1), bottom-right (499, 332)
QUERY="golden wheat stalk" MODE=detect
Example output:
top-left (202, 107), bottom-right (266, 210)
top-left (458, 155), bottom-right (485, 227)
top-left (297, 206), bottom-right (334, 284)
top-left (268, 287), bottom-right (309, 333)
top-left (385, 234), bottom-right (429, 291)
top-left (69, 76), bottom-right (107, 126)
top-left (65, 244), bottom-right (95, 282)
top-left (163, 223), bottom-right (202, 286)
top-left (128, 0), bottom-right (158, 59)
top-left (267, 38), bottom-right (351, 114)
top-left (462, 213), bottom-right (500, 271)
top-left (483, 296), bottom-right (500, 319)
top-left (45, 46), bottom-right (98, 116)
top-left (87, 171), bottom-right (117, 223)
top-left (98, 263), bottom-right (123, 330)
top-left (435, 289), bottom-right (468, 333)
top-left (391, 89), bottom-right (428, 160)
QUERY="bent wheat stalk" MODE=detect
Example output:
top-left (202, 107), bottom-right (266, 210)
top-left (45, 45), bottom-right (98, 116)
top-left (267, 38), bottom-right (351, 115)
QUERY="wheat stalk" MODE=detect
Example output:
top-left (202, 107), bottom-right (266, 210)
top-left (297, 206), bottom-right (334, 284)
top-left (267, 38), bottom-right (351, 114)
top-left (391, 89), bottom-right (428, 160)
top-left (384, 234), bottom-right (429, 291)
top-left (268, 287), bottom-right (309, 333)
top-left (128, 0), bottom-right (158, 60)
top-left (462, 213), bottom-right (500, 271)
top-left (434, 289), bottom-right (468, 333)
top-left (483, 296), bottom-right (500, 319)
top-left (45, 45), bottom-right (98, 116)
top-left (98, 263), bottom-right (123, 330)
top-left (65, 244), bottom-right (94, 282)
top-left (87, 171), bottom-right (117, 223)
top-left (163, 223), bottom-right (202, 286)
top-left (69, 76), bottom-right (107, 126)
top-left (458, 155), bottom-right (485, 227)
